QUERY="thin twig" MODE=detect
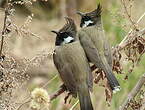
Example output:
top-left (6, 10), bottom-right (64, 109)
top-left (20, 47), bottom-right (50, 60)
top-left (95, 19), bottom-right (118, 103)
top-left (137, 12), bottom-right (145, 24)
top-left (69, 100), bottom-right (79, 110)
top-left (121, 0), bottom-right (137, 30)
top-left (119, 11), bottom-right (145, 47)
top-left (118, 73), bottom-right (145, 110)
top-left (118, 28), bottom-right (145, 51)
top-left (16, 99), bottom-right (30, 110)
top-left (42, 74), bottom-right (58, 88)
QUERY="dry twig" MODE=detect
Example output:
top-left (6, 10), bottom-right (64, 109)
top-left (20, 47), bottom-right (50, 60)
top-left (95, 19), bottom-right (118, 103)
top-left (118, 11), bottom-right (145, 50)
top-left (120, 0), bottom-right (137, 30)
top-left (118, 73), bottom-right (145, 110)
top-left (118, 28), bottom-right (145, 50)
top-left (50, 84), bottom-right (66, 101)
top-left (69, 100), bottom-right (79, 110)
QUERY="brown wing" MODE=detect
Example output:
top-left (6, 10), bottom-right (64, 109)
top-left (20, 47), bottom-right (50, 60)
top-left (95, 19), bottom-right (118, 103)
top-left (77, 30), bottom-right (120, 91)
top-left (80, 27), bottom-right (113, 68)
top-left (104, 38), bottom-right (113, 68)
top-left (77, 30), bottom-right (106, 69)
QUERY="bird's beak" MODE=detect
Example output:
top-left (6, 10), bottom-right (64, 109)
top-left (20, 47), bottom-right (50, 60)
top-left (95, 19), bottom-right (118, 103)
top-left (51, 30), bottom-right (59, 35)
top-left (76, 11), bottom-right (84, 16)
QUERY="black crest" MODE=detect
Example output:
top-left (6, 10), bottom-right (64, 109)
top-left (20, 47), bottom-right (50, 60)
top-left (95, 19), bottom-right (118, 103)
top-left (59, 17), bottom-right (77, 38)
top-left (77, 4), bottom-right (102, 18)
top-left (52, 17), bottom-right (77, 46)
top-left (85, 4), bottom-right (102, 19)
top-left (77, 4), bottom-right (102, 27)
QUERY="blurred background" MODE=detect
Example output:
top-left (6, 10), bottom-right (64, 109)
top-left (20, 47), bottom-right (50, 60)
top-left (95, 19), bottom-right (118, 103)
top-left (0, 0), bottom-right (145, 110)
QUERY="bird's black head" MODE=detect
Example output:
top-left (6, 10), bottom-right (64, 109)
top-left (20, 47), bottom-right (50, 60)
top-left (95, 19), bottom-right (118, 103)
top-left (77, 4), bottom-right (102, 28)
top-left (52, 17), bottom-right (77, 46)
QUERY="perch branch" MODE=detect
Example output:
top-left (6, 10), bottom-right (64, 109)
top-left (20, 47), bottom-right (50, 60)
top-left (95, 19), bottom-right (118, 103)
top-left (50, 84), bottom-right (66, 101)
top-left (49, 64), bottom-right (98, 101)
top-left (118, 73), bottom-right (145, 110)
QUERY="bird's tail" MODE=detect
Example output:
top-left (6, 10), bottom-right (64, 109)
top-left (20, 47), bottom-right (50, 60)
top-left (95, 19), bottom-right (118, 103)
top-left (106, 70), bottom-right (121, 93)
top-left (102, 59), bottom-right (121, 93)
top-left (78, 85), bottom-right (94, 110)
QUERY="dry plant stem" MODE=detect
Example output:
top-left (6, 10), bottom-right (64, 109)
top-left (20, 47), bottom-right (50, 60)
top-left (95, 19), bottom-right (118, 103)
top-left (119, 73), bottom-right (145, 110)
top-left (119, 11), bottom-right (145, 49)
top-left (121, 0), bottom-right (137, 30)
top-left (118, 28), bottom-right (145, 51)
top-left (42, 75), bottom-right (58, 89)
top-left (17, 99), bottom-right (31, 110)
top-left (69, 100), bottom-right (79, 110)
top-left (0, 1), bottom-right (8, 57)
top-left (137, 12), bottom-right (145, 23)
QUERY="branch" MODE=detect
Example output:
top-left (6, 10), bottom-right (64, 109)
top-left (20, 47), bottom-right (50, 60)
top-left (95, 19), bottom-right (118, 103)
top-left (118, 73), bottom-right (145, 110)
top-left (50, 84), bottom-right (66, 101)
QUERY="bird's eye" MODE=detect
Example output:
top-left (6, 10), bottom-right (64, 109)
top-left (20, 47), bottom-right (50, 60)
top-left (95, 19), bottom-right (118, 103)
top-left (83, 16), bottom-right (91, 21)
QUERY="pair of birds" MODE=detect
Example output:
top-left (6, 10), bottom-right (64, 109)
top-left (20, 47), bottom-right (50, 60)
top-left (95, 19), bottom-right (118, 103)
top-left (52, 4), bottom-right (120, 110)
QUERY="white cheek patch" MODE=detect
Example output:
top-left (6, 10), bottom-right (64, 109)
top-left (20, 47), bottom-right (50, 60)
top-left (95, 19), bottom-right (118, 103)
top-left (82, 20), bottom-right (93, 28)
top-left (63, 36), bottom-right (74, 44)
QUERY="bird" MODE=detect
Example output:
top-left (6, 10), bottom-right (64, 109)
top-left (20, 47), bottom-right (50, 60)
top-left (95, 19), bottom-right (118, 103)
top-left (52, 17), bottom-right (94, 110)
top-left (76, 4), bottom-right (121, 93)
